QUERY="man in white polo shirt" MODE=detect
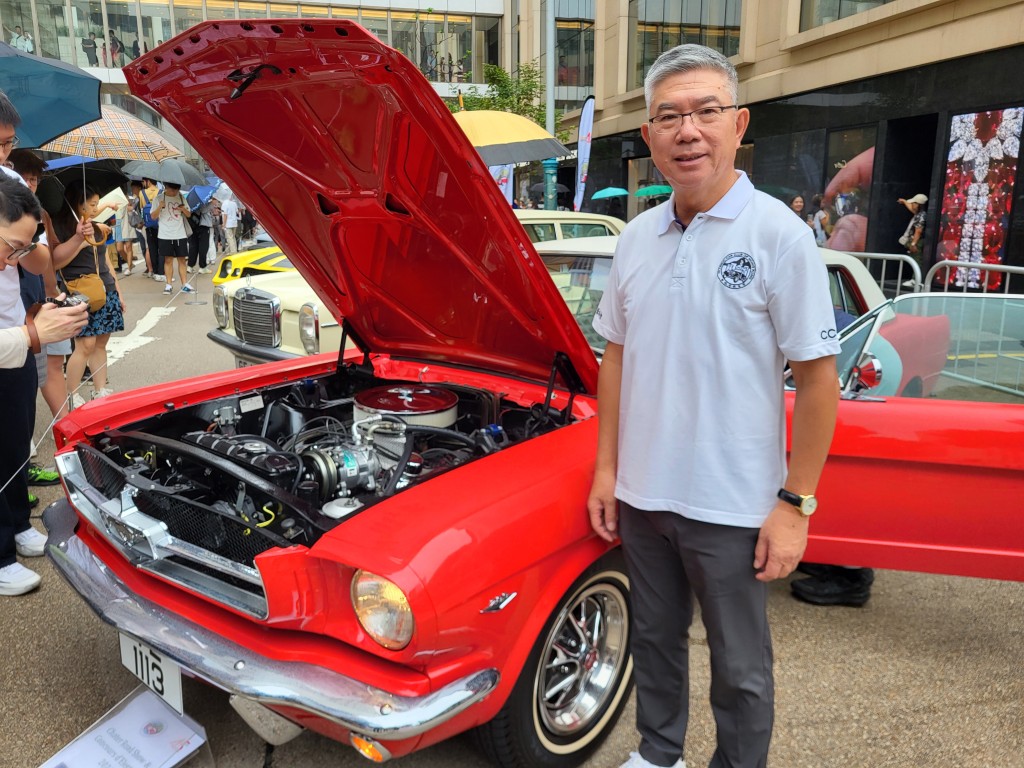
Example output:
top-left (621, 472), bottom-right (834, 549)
top-left (588, 45), bottom-right (841, 768)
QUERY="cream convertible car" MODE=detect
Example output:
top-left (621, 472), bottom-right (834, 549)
top-left (209, 236), bottom-right (885, 367)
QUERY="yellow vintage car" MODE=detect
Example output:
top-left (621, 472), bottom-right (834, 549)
top-left (211, 244), bottom-right (294, 285)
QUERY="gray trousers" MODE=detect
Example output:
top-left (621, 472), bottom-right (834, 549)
top-left (620, 503), bottom-right (773, 768)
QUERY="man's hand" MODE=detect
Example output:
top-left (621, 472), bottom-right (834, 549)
top-left (35, 295), bottom-right (89, 344)
top-left (753, 501), bottom-right (809, 582)
top-left (587, 469), bottom-right (619, 543)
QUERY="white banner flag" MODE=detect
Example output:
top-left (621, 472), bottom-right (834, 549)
top-left (489, 164), bottom-right (515, 206)
top-left (573, 96), bottom-right (595, 212)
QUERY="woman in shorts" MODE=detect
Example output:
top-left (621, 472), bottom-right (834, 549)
top-left (50, 180), bottom-right (126, 407)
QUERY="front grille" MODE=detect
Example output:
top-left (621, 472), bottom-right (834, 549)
top-left (77, 445), bottom-right (127, 499)
top-left (232, 287), bottom-right (281, 347)
top-left (62, 446), bottom-right (269, 617)
top-left (134, 493), bottom-right (275, 567)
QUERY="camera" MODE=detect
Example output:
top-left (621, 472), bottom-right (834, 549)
top-left (45, 294), bottom-right (89, 309)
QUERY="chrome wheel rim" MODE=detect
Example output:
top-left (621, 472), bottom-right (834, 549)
top-left (536, 581), bottom-right (629, 736)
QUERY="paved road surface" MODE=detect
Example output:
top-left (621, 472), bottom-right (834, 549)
top-left (4, 269), bottom-right (1022, 768)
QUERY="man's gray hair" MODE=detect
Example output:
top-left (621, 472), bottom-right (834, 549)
top-left (644, 45), bottom-right (739, 112)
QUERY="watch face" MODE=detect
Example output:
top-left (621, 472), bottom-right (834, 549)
top-left (801, 496), bottom-right (818, 516)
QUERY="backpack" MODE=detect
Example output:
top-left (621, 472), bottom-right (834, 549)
top-left (127, 206), bottom-right (143, 229)
top-left (141, 190), bottom-right (158, 228)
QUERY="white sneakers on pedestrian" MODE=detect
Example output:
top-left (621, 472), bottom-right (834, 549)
top-left (164, 284), bottom-right (172, 294)
top-left (618, 753), bottom-right (686, 768)
top-left (70, 392), bottom-right (88, 410)
top-left (14, 527), bottom-right (47, 557)
top-left (92, 386), bottom-right (113, 399)
top-left (0, 562), bottom-right (41, 595)
top-left (187, 266), bottom-right (195, 274)
top-left (154, 274), bottom-right (167, 282)
top-left (182, 284), bottom-right (195, 293)
top-left (199, 267), bottom-right (211, 274)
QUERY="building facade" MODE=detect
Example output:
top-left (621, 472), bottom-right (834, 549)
top-left (4, 0), bottom-right (1021, 276)
top-left (525, 0), bottom-right (1023, 281)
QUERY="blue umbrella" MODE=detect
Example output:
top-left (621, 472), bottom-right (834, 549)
top-left (0, 42), bottom-right (102, 148)
top-left (186, 184), bottom-right (217, 210)
top-left (592, 187), bottom-right (629, 199)
top-left (44, 155), bottom-right (103, 171)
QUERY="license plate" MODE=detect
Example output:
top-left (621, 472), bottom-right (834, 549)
top-left (235, 358), bottom-right (252, 368)
top-left (119, 633), bottom-right (184, 714)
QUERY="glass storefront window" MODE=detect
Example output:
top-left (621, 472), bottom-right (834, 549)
top-left (140, 1), bottom-right (172, 53)
top-left (173, 0), bottom-right (203, 36)
top-left (359, 9), bottom-right (387, 45)
top-left (0, 2), bottom-right (35, 56)
top-left (628, 0), bottom-right (741, 90)
top-left (418, 12), bottom-right (444, 81)
top-left (105, 0), bottom-right (140, 65)
top-left (238, 1), bottom-right (266, 19)
top-left (33, 0), bottom-right (75, 65)
top-left (472, 15), bottom-right (500, 84)
top-left (70, 0), bottom-right (104, 66)
top-left (391, 11), bottom-right (416, 66)
top-left (800, 0), bottom-right (889, 32)
top-left (298, 4), bottom-right (328, 18)
top-left (268, 3), bottom-right (297, 18)
top-left (205, 0), bottom-right (234, 21)
top-left (446, 14), bottom-right (471, 84)
top-left (556, 19), bottom-right (594, 87)
top-left (331, 6), bottom-right (357, 21)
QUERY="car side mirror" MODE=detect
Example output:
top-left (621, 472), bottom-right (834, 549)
top-left (850, 353), bottom-right (883, 392)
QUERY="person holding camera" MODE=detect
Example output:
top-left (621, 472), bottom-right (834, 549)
top-left (0, 169), bottom-right (88, 597)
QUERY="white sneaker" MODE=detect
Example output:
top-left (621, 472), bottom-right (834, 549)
top-left (92, 386), bottom-right (113, 399)
top-left (181, 284), bottom-right (195, 293)
top-left (187, 266), bottom-right (195, 274)
top-left (0, 562), bottom-right (41, 595)
top-left (164, 284), bottom-right (172, 294)
top-left (121, 265), bottom-right (130, 275)
top-left (199, 267), bottom-right (211, 274)
top-left (618, 753), bottom-right (685, 768)
top-left (15, 527), bottom-right (47, 557)
top-left (70, 392), bottom-right (88, 410)
top-left (154, 274), bottom-right (167, 282)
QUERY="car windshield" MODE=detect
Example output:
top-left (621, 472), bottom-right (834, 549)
top-left (540, 253), bottom-right (611, 355)
top-left (857, 293), bottom-right (1024, 402)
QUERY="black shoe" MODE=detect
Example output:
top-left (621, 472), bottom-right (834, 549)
top-left (796, 562), bottom-right (845, 579)
top-left (791, 568), bottom-right (874, 607)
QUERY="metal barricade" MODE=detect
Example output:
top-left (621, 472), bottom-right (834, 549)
top-left (846, 252), bottom-right (922, 297)
top-left (924, 260), bottom-right (1024, 295)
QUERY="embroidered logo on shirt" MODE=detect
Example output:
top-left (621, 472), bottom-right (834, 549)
top-left (717, 252), bottom-right (756, 289)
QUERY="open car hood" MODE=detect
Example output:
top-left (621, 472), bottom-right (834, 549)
top-left (124, 20), bottom-right (598, 393)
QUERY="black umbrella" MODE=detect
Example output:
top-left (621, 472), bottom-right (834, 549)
top-left (36, 159), bottom-right (127, 217)
top-left (122, 157), bottom-right (206, 187)
top-left (0, 42), bottom-right (102, 148)
top-left (530, 181), bottom-right (570, 195)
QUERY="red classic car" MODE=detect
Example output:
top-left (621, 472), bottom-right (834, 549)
top-left (44, 19), bottom-right (1023, 768)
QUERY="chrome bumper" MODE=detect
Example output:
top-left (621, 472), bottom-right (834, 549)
top-left (43, 500), bottom-right (499, 740)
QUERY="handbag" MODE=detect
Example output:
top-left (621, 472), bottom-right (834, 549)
top-left (60, 247), bottom-right (107, 313)
top-left (128, 207), bottom-right (143, 228)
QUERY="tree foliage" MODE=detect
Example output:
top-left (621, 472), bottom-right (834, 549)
top-left (447, 62), bottom-right (567, 142)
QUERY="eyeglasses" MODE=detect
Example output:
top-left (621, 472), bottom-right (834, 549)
top-left (0, 230), bottom-right (37, 261)
top-left (648, 105), bottom-right (740, 134)
top-left (0, 136), bottom-right (21, 151)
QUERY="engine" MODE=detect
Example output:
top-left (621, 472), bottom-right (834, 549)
top-left (85, 372), bottom-right (562, 551)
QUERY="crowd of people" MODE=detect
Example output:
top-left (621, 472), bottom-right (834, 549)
top-left (0, 88), bottom-right (252, 597)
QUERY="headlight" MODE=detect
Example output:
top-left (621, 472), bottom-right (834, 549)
top-left (299, 303), bottom-right (320, 355)
top-left (351, 570), bottom-right (414, 650)
top-left (213, 286), bottom-right (228, 328)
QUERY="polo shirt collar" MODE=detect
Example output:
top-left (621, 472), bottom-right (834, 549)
top-left (656, 170), bottom-right (755, 235)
